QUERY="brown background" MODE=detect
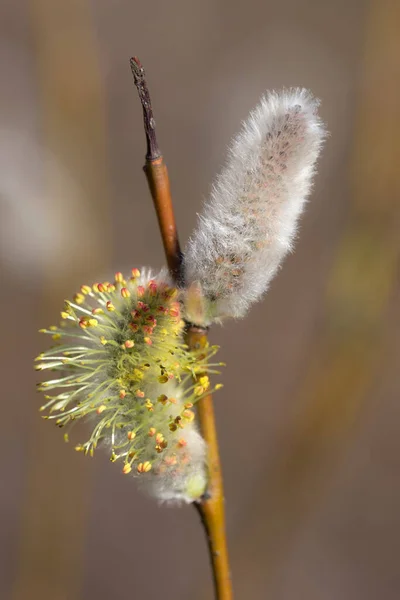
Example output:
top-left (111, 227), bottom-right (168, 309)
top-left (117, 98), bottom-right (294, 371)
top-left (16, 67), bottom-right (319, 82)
top-left (1, 0), bottom-right (400, 599)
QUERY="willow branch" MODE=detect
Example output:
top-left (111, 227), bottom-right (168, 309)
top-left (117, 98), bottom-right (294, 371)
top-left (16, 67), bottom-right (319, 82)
top-left (187, 328), bottom-right (233, 600)
top-left (130, 57), bottom-right (182, 281)
top-left (130, 56), bottom-right (161, 161)
top-left (130, 56), bottom-right (232, 600)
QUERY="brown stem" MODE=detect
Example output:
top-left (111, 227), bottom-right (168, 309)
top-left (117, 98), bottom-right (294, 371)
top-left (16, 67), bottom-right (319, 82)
top-left (144, 158), bottom-right (182, 282)
top-left (131, 57), bottom-right (232, 599)
top-left (130, 57), bottom-right (161, 161)
top-left (187, 327), bottom-right (233, 600)
top-left (130, 56), bottom-right (182, 281)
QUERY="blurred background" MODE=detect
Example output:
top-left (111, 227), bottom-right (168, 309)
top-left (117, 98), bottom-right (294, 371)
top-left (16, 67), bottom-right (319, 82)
top-left (1, 0), bottom-right (400, 599)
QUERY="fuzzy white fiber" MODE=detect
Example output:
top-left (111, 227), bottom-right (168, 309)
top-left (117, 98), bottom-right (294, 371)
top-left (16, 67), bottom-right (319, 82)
top-left (184, 89), bottom-right (325, 323)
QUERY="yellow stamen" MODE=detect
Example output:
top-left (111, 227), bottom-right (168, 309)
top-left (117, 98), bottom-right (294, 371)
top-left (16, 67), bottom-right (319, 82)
top-left (137, 461), bottom-right (152, 473)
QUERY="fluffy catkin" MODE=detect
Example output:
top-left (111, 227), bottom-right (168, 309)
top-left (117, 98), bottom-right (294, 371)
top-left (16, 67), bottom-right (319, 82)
top-left (36, 269), bottom-right (222, 503)
top-left (184, 89), bottom-right (326, 324)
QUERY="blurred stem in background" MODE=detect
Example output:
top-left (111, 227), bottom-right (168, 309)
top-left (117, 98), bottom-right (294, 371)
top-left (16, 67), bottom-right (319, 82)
top-left (225, 0), bottom-right (400, 597)
top-left (13, 2), bottom-right (109, 599)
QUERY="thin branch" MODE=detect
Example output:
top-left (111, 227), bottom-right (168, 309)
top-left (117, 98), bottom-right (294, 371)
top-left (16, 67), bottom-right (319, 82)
top-left (131, 57), bottom-right (232, 600)
top-left (130, 56), bottom-right (182, 281)
top-left (188, 327), bottom-right (233, 600)
top-left (130, 57), bottom-right (160, 161)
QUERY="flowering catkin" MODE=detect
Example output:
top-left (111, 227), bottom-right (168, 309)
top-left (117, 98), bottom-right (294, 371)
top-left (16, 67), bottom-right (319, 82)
top-left (184, 89), bottom-right (325, 324)
top-left (36, 269), bottom-right (222, 503)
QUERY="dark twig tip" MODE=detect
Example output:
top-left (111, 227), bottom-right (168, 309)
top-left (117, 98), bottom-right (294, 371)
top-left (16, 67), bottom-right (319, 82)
top-left (130, 55), bottom-right (161, 161)
top-left (130, 56), bottom-right (144, 81)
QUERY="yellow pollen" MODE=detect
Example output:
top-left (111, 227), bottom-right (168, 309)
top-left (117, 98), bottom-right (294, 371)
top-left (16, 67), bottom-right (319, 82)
top-left (148, 427), bottom-right (156, 437)
top-left (182, 410), bottom-right (195, 422)
top-left (122, 464), bottom-right (132, 474)
top-left (106, 301), bottom-right (115, 312)
top-left (137, 461), bottom-right (152, 473)
top-left (60, 311), bottom-right (70, 319)
top-left (81, 285), bottom-right (91, 295)
top-left (127, 431), bottom-right (136, 440)
top-left (121, 287), bottom-right (130, 298)
top-left (96, 405), bottom-right (107, 414)
top-left (133, 369), bottom-right (144, 380)
top-left (198, 375), bottom-right (210, 388)
top-left (73, 293), bottom-right (85, 305)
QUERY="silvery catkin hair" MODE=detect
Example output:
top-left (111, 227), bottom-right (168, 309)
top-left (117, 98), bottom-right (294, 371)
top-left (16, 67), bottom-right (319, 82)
top-left (184, 89), bottom-right (326, 324)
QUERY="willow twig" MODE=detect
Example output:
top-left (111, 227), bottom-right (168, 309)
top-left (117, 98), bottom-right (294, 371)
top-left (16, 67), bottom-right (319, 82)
top-left (188, 327), bottom-right (233, 600)
top-left (130, 57), bottom-right (182, 282)
top-left (130, 56), bottom-right (232, 600)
